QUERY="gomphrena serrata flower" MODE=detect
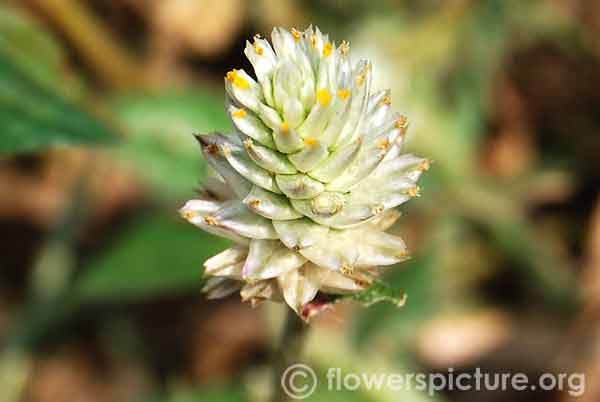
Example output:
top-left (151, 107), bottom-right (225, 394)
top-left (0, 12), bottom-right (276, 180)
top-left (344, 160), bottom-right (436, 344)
top-left (180, 26), bottom-right (429, 320)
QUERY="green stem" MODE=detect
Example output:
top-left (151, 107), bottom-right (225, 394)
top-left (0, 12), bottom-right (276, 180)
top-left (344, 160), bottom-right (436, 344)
top-left (270, 309), bottom-right (308, 402)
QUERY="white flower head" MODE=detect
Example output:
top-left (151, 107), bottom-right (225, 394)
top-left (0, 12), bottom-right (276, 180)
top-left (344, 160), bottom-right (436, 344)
top-left (180, 26), bottom-right (429, 321)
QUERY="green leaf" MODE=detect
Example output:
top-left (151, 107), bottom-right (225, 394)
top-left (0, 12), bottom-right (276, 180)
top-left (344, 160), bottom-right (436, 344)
top-left (73, 213), bottom-right (231, 302)
top-left (351, 252), bottom-right (438, 346)
top-left (336, 281), bottom-right (407, 308)
top-left (0, 54), bottom-right (114, 154)
top-left (0, 6), bottom-right (70, 93)
top-left (112, 90), bottom-right (232, 198)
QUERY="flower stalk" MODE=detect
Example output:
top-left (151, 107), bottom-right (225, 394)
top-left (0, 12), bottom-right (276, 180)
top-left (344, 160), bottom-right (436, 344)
top-left (270, 309), bottom-right (308, 402)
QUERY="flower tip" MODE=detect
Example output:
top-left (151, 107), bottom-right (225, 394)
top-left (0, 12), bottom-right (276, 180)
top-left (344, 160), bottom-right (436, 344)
top-left (407, 186), bottom-right (421, 198)
top-left (178, 205), bottom-right (197, 221)
top-left (193, 133), bottom-right (208, 146)
top-left (418, 159), bottom-right (431, 172)
top-left (204, 215), bottom-right (219, 226)
top-left (291, 27), bottom-right (302, 42)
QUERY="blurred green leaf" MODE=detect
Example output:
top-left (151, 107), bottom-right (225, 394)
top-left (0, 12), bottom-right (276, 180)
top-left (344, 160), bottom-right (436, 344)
top-left (0, 55), bottom-right (114, 154)
top-left (112, 90), bottom-right (231, 198)
top-left (73, 213), bottom-right (230, 302)
top-left (0, 6), bottom-right (70, 93)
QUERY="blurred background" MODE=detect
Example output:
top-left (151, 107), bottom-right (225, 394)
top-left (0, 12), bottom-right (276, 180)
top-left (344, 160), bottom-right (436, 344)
top-left (1, 0), bottom-right (599, 401)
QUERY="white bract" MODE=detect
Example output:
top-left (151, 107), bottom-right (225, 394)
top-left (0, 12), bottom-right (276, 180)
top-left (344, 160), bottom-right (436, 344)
top-left (180, 26), bottom-right (429, 320)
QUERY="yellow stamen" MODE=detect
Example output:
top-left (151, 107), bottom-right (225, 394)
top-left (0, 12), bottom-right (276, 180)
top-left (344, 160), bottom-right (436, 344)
top-left (340, 40), bottom-right (350, 55)
top-left (243, 138), bottom-right (253, 149)
top-left (394, 116), bottom-right (408, 130)
top-left (232, 108), bottom-right (247, 118)
top-left (370, 204), bottom-right (384, 215)
top-left (204, 216), bottom-right (219, 226)
top-left (317, 88), bottom-right (332, 106)
top-left (355, 64), bottom-right (370, 86)
top-left (407, 186), bottom-right (421, 198)
top-left (225, 69), bottom-right (236, 82)
top-left (253, 35), bottom-right (264, 55)
top-left (340, 263), bottom-right (354, 276)
top-left (180, 210), bottom-right (197, 220)
top-left (226, 69), bottom-right (250, 90)
top-left (323, 42), bottom-right (333, 57)
top-left (381, 95), bottom-right (392, 105)
top-left (280, 121), bottom-right (289, 134)
top-left (377, 138), bottom-right (390, 151)
top-left (337, 88), bottom-right (350, 100)
top-left (418, 159), bottom-right (431, 172)
top-left (248, 199), bottom-right (261, 209)
top-left (291, 28), bottom-right (302, 42)
top-left (311, 34), bottom-right (318, 48)
top-left (356, 73), bottom-right (366, 86)
top-left (304, 137), bottom-right (319, 148)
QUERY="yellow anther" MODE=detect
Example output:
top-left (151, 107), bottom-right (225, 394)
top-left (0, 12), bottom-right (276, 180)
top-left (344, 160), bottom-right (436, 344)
top-left (226, 69), bottom-right (250, 89)
top-left (355, 64), bottom-right (371, 86)
top-left (243, 138), bottom-right (253, 149)
top-left (304, 137), bottom-right (319, 148)
top-left (225, 69), bottom-right (236, 82)
top-left (180, 210), bottom-right (197, 220)
top-left (340, 263), bottom-right (354, 276)
top-left (248, 199), bottom-right (261, 209)
top-left (370, 204), bottom-right (384, 215)
top-left (407, 186), bottom-right (421, 198)
top-left (394, 116), bottom-right (409, 130)
top-left (253, 35), bottom-right (264, 55)
top-left (204, 144), bottom-right (220, 155)
top-left (340, 40), bottom-right (350, 55)
top-left (291, 28), bottom-right (302, 42)
top-left (311, 34), bottom-right (318, 48)
top-left (204, 216), bottom-right (219, 226)
top-left (232, 108), bottom-right (247, 118)
top-left (381, 95), bottom-right (392, 105)
top-left (418, 159), bottom-right (431, 172)
top-left (323, 42), bottom-right (333, 57)
top-left (337, 88), bottom-right (350, 100)
top-left (280, 121), bottom-right (290, 134)
top-left (356, 73), bottom-right (366, 86)
top-left (377, 138), bottom-right (390, 151)
top-left (317, 88), bottom-right (332, 106)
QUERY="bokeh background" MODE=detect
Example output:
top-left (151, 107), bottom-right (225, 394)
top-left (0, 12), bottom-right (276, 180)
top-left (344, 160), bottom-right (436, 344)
top-left (1, 0), bottom-right (599, 401)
